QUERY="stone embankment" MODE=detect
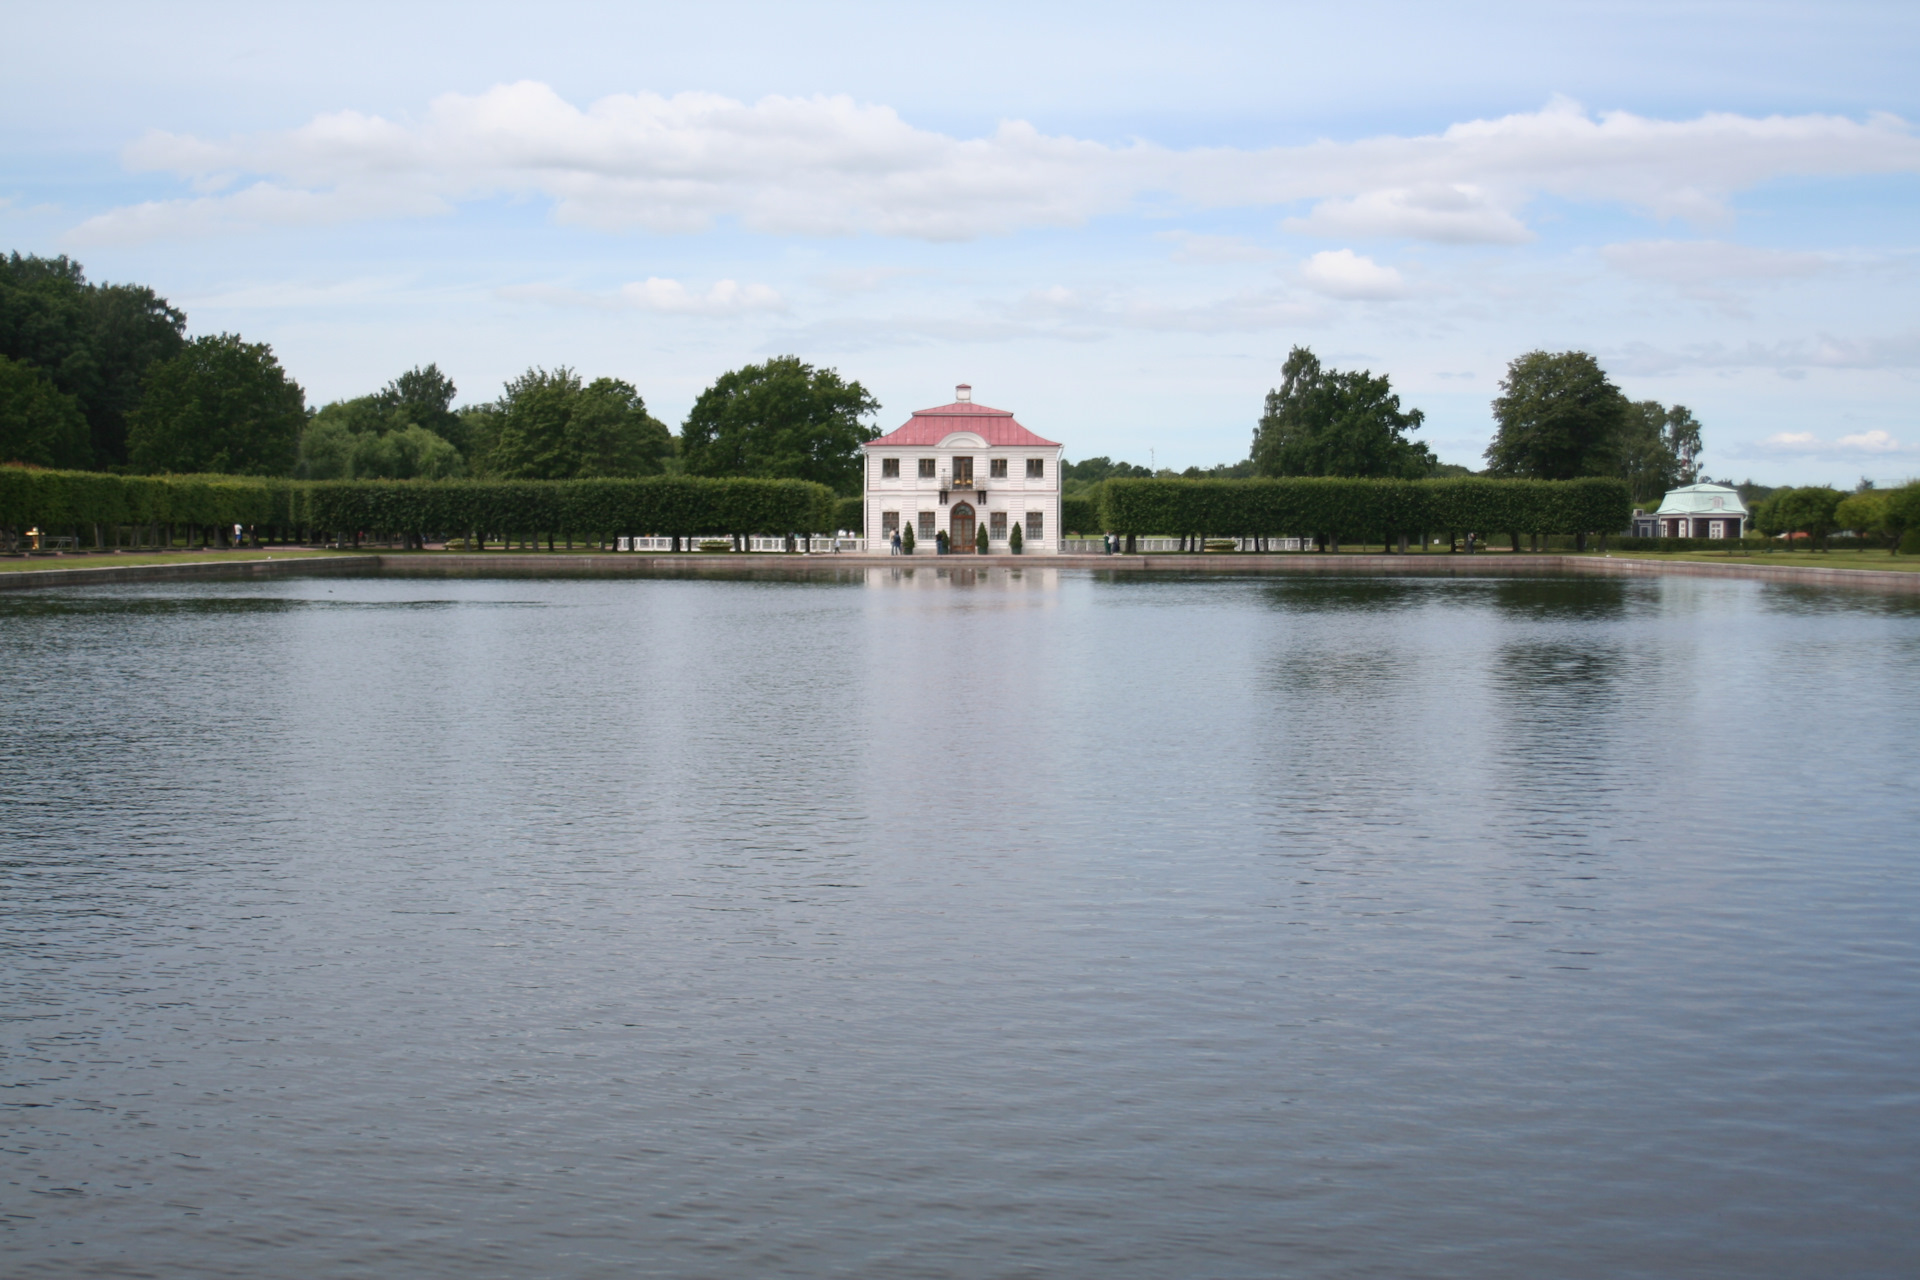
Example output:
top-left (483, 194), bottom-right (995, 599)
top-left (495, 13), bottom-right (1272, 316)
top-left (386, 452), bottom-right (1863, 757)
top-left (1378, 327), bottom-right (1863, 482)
top-left (3, 551), bottom-right (1916, 592)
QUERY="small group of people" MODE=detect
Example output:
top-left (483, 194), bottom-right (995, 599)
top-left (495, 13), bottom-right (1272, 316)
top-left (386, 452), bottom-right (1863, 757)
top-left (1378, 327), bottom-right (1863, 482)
top-left (890, 529), bottom-right (903, 555)
top-left (1101, 532), bottom-right (1122, 554)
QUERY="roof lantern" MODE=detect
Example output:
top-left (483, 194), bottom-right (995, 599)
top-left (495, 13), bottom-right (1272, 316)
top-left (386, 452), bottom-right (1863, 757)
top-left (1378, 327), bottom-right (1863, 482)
top-left (956, 383), bottom-right (972, 402)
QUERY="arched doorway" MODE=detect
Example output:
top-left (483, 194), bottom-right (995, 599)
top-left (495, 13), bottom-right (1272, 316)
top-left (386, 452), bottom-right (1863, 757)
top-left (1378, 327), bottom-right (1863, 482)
top-left (950, 502), bottom-right (976, 552)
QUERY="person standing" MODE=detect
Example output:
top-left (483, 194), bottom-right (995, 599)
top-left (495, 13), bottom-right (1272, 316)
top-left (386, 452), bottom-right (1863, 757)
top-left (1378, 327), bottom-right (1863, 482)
top-left (891, 529), bottom-right (901, 556)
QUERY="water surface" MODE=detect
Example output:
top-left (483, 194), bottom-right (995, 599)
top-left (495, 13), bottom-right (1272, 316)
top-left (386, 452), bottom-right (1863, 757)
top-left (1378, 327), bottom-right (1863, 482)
top-left (3, 568), bottom-right (1917, 1278)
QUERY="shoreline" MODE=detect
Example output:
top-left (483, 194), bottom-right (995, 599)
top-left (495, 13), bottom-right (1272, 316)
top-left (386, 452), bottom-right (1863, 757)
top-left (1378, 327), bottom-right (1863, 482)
top-left (4, 549), bottom-right (1919, 592)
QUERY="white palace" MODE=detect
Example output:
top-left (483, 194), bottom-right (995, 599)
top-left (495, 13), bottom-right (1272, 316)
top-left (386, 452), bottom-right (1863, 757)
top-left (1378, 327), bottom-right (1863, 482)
top-left (862, 385), bottom-right (1064, 554)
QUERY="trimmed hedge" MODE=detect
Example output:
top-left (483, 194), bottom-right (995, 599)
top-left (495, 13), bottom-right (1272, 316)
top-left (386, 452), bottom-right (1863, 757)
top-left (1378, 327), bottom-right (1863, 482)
top-left (0, 468), bottom-right (294, 532)
top-left (1, 469), bottom-right (838, 543)
top-left (1099, 476), bottom-right (1630, 541)
top-left (1061, 495), bottom-right (1098, 535)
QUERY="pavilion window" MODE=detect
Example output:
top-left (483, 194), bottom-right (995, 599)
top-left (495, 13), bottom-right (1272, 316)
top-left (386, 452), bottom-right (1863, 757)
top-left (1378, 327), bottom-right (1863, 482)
top-left (881, 458), bottom-right (899, 478)
top-left (1025, 511), bottom-right (1044, 541)
top-left (882, 511), bottom-right (900, 537)
top-left (918, 458), bottom-right (937, 478)
top-left (1026, 458), bottom-right (1045, 479)
top-left (917, 512), bottom-right (935, 540)
top-left (990, 511), bottom-right (1008, 539)
top-left (990, 458), bottom-right (1008, 478)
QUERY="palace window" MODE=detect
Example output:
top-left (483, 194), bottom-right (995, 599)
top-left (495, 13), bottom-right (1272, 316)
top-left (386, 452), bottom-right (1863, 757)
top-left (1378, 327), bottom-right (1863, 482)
top-left (990, 511), bottom-right (1008, 539)
top-left (918, 458), bottom-right (937, 478)
top-left (1025, 511), bottom-right (1044, 540)
top-left (881, 458), bottom-right (900, 478)
top-left (1026, 458), bottom-right (1045, 479)
top-left (989, 458), bottom-right (1008, 478)
top-left (917, 512), bottom-right (936, 540)
top-left (881, 511), bottom-right (900, 536)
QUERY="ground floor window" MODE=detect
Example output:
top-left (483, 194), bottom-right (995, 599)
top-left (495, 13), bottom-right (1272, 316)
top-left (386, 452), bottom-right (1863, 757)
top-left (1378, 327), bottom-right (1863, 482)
top-left (990, 511), bottom-right (1008, 539)
top-left (1025, 511), bottom-right (1044, 541)
top-left (881, 510), bottom-right (900, 537)
top-left (1708, 520), bottom-right (1727, 539)
top-left (917, 512), bottom-right (936, 540)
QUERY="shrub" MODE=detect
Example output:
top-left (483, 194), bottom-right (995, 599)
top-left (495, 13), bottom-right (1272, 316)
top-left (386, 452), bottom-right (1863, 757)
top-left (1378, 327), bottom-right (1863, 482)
top-left (902, 524), bottom-right (916, 554)
top-left (975, 524), bottom-right (988, 554)
top-left (1008, 522), bottom-right (1023, 554)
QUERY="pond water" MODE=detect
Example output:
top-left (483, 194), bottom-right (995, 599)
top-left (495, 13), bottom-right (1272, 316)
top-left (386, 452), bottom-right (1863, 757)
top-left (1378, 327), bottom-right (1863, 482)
top-left (3, 568), bottom-right (1917, 1279)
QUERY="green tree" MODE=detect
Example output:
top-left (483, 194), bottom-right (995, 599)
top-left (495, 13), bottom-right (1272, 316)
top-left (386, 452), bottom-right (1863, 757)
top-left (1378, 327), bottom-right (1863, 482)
top-left (372, 364), bottom-right (463, 449)
top-left (1838, 482), bottom-right (1920, 553)
top-left (127, 334), bottom-right (305, 475)
top-left (0, 355), bottom-right (92, 468)
top-left (1664, 404), bottom-right (1703, 482)
top-left (298, 396), bottom-right (464, 480)
top-left (1485, 350), bottom-right (1627, 480)
top-left (1754, 485), bottom-right (1843, 549)
top-left (681, 355), bottom-right (879, 495)
top-left (1835, 489), bottom-right (1890, 547)
top-left (1618, 400), bottom-right (1683, 504)
top-left (1252, 346), bottom-right (1436, 479)
top-left (478, 367), bottom-right (672, 480)
top-left (0, 253), bottom-right (187, 467)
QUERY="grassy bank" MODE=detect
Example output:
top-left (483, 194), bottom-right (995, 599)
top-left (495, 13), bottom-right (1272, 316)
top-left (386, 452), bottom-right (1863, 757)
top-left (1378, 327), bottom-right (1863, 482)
top-left (1595, 549), bottom-right (1920, 573)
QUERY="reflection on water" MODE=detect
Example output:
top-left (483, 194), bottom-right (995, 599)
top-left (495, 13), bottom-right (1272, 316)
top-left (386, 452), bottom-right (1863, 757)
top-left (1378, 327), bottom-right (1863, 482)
top-left (3, 570), bottom-right (1918, 1280)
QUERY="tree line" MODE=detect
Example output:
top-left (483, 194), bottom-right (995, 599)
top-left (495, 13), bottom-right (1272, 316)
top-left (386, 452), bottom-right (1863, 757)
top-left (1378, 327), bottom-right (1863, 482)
top-left (2, 254), bottom-right (880, 495)
top-left (1064, 346), bottom-right (1709, 508)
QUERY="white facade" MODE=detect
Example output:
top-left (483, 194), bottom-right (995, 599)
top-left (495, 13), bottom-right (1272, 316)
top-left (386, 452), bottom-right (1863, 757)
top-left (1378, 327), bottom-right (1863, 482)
top-left (1630, 482), bottom-right (1750, 538)
top-left (861, 385), bottom-right (1064, 555)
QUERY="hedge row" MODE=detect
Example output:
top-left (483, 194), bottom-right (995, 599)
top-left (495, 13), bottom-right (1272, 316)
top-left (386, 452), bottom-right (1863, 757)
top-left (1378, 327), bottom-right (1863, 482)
top-left (6, 467), bottom-right (1630, 544)
top-left (0, 470), bottom-right (839, 539)
top-left (0, 468), bottom-right (300, 529)
top-left (303, 477), bottom-right (837, 539)
top-left (1099, 477), bottom-right (1630, 540)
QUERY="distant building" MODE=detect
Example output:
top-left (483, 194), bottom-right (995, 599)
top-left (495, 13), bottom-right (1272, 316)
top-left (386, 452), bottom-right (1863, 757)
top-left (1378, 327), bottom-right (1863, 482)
top-left (1631, 482), bottom-right (1749, 539)
top-left (861, 385), bottom-right (1063, 553)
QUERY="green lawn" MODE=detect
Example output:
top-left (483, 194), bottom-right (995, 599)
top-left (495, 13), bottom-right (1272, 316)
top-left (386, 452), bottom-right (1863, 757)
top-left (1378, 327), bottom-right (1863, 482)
top-left (1593, 548), bottom-right (1920, 573)
top-left (0, 548), bottom-right (358, 573)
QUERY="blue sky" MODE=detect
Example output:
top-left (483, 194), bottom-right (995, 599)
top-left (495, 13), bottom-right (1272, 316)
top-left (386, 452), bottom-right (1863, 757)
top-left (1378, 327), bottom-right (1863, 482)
top-left (4, 0), bottom-right (1917, 484)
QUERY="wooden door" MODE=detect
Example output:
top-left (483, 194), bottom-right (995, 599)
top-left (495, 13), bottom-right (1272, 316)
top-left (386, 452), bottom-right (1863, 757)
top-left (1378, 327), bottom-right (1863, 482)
top-left (951, 503), bottom-right (976, 552)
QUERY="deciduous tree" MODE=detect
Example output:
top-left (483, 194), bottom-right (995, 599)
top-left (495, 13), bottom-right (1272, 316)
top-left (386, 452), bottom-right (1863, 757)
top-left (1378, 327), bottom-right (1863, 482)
top-left (1251, 346), bottom-right (1436, 479)
top-left (681, 355), bottom-right (879, 495)
top-left (1485, 350), bottom-right (1627, 480)
top-left (0, 253), bottom-right (186, 467)
top-left (0, 355), bottom-right (92, 468)
top-left (127, 334), bottom-right (305, 475)
top-left (478, 368), bottom-right (672, 480)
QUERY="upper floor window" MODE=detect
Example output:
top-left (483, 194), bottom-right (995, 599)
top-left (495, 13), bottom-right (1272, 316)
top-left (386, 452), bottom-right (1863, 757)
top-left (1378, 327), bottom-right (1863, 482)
top-left (918, 458), bottom-right (937, 479)
top-left (989, 458), bottom-right (1008, 478)
top-left (881, 458), bottom-right (900, 479)
top-left (1026, 458), bottom-right (1045, 479)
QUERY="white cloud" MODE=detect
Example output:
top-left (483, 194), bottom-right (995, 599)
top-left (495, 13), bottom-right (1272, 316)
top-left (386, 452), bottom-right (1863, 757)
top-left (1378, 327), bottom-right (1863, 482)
top-left (1755, 429), bottom-right (1914, 457)
top-left (620, 277), bottom-right (783, 314)
top-left (497, 276), bottom-right (783, 315)
top-left (1160, 231), bottom-right (1276, 263)
top-left (65, 84), bottom-right (1920, 246)
top-left (1602, 239), bottom-right (1831, 312)
top-left (1609, 331), bottom-right (1920, 376)
top-left (1285, 184), bottom-right (1532, 244)
top-left (1300, 249), bottom-right (1406, 299)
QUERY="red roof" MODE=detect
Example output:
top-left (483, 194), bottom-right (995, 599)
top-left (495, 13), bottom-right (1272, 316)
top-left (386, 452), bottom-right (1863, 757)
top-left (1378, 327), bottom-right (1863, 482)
top-left (865, 398), bottom-right (1060, 448)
